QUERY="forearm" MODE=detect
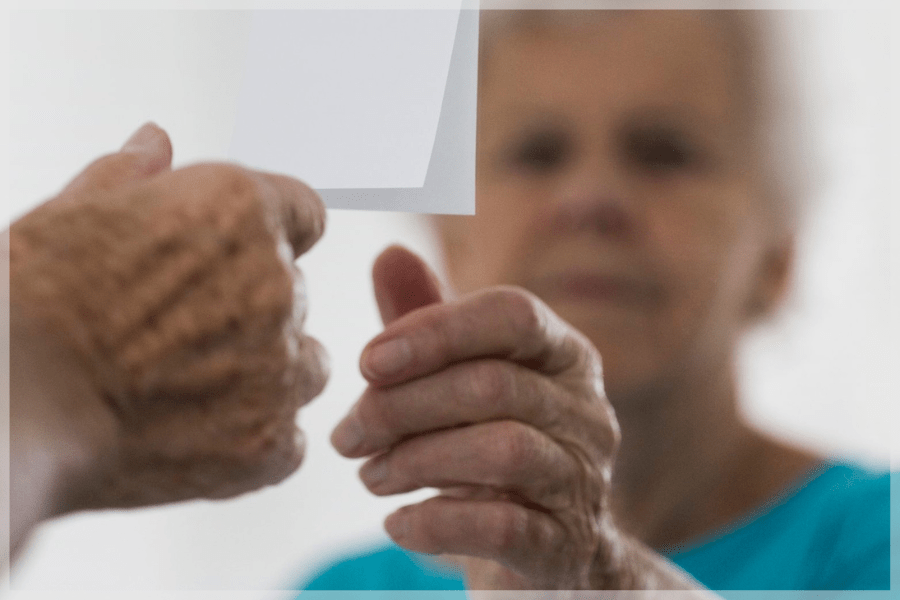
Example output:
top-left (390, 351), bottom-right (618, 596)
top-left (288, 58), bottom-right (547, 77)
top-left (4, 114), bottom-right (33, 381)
top-left (8, 300), bottom-right (103, 562)
top-left (9, 427), bottom-right (67, 559)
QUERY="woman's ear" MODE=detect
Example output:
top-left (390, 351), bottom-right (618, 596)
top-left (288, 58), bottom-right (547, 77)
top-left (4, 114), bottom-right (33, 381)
top-left (746, 235), bottom-right (795, 322)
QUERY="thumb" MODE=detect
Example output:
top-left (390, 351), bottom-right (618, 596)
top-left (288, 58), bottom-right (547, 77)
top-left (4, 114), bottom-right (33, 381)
top-left (372, 245), bottom-right (446, 326)
top-left (62, 122), bottom-right (173, 197)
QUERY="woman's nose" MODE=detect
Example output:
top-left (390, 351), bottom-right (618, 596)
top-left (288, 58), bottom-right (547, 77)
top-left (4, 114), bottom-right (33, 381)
top-left (548, 156), bottom-right (635, 240)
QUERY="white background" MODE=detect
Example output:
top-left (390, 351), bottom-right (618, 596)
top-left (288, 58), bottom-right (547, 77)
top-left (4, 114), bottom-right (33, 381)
top-left (1, 4), bottom-right (898, 597)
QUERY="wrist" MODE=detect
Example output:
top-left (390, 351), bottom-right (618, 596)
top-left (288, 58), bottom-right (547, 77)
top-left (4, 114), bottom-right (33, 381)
top-left (10, 299), bottom-right (114, 524)
top-left (590, 520), bottom-right (706, 591)
top-left (589, 515), bottom-right (638, 590)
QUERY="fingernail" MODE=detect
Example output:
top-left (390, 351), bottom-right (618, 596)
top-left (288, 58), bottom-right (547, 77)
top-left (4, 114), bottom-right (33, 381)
top-left (120, 122), bottom-right (171, 175)
top-left (363, 338), bottom-right (412, 379)
top-left (121, 122), bottom-right (161, 153)
top-left (332, 407), bottom-right (365, 455)
top-left (362, 456), bottom-right (389, 487)
top-left (385, 510), bottom-right (409, 540)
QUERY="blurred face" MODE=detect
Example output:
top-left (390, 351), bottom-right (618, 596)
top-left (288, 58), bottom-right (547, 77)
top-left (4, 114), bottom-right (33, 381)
top-left (440, 12), bottom-right (791, 408)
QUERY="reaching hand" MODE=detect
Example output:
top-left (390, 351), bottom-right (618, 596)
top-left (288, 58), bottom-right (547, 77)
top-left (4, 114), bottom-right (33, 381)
top-left (9, 123), bottom-right (328, 520)
top-left (333, 245), bottom-right (626, 590)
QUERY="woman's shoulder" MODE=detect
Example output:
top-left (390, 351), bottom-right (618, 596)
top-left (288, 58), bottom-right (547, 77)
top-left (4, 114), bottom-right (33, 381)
top-left (739, 458), bottom-right (889, 544)
top-left (789, 460), bottom-right (890, 528)
top-left (731, 459), bottom-right (889, 526)
top-left (666, 459), bottom-right (892, 590)
top-left (786, 460), bottom-right (891, 589)
top-left (810, 460), bottom-right (890, 491)
top-left (800, 461), bottom-right (891, 536)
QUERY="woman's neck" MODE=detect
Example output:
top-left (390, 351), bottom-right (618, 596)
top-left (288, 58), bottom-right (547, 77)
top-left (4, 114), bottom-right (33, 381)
top-left (606, 357), bottom-right (820, 550)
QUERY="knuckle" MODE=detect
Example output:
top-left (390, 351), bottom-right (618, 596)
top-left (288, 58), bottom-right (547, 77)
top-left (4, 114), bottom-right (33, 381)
top-left (425, 313), bottom-right (456, 365)
top-left (233, 419), bottom-right (291, 468)
top-left (181, 163), bottom-right (266, 225)
top-left (467, 361), bottom-right (513, 410)
top-left (495, 287), bottom-right (547, 343)
top-left (494, 422), bottom-right (535, 475)
top-left (604, 412), bottom-right (622, 453)
top-left (267, 174), bottom-right (326, 257)
top-left (578, 340), bottom-right (605, 389)
top-left (213, 163), bottom-right (257, 196)
top-left (308, 338), bottom-right (330, 394)
top-left (489, 504), bottom-right (527, 554)
top-left (248, 272), bottom-right (293, 327)
top-left (255, 450), bottom-right (303, 490)
top-left (214, 165), bottom-right (267, 217)
top-left (293, 335), bottom-right (329, 402)
top-left (290, 265), bottom-right (310, 324)
top-left (587, 396), bottom-right (620, 454)
top-left (195, 163), bottom-right (256, 197)
top-left (269, 424), bottom-right (305, 473)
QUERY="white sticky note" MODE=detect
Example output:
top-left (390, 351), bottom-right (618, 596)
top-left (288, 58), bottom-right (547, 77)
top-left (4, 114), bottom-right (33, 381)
top-left (229, 9), bottom-right (478, 214)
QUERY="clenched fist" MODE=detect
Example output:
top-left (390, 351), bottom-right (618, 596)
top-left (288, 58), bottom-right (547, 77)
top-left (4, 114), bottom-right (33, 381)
top-left (8, 123), bottom-right (327, 555)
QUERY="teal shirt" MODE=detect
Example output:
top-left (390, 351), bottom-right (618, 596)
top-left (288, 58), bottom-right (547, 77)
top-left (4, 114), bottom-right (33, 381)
top-left (298, 463), bottom-right (891, 591)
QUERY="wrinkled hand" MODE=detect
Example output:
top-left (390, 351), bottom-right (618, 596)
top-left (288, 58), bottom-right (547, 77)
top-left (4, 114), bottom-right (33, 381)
top-left (9, 123), bottom-right (328, 513)
top-left (332, 246), bottom-right (623, 590)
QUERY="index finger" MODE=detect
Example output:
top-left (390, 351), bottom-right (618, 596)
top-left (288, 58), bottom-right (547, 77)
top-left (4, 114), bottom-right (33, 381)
top-left (360, 286), bottom-right (595, 386)
top-left (253, 171), bottom-right (326, 258)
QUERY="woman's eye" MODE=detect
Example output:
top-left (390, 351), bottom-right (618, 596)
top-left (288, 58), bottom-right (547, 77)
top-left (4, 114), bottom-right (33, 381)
top-left (625, 129), bottom-right (698, 173)
top-left (509, 132), bottom-right (569, 172)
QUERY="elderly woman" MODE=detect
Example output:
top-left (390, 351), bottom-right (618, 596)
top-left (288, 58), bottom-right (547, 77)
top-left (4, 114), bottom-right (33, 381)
top-left (303, 10), bottom-right (890, 591)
